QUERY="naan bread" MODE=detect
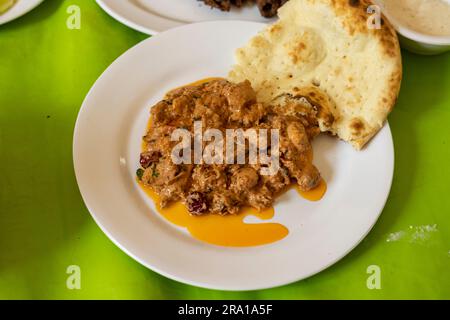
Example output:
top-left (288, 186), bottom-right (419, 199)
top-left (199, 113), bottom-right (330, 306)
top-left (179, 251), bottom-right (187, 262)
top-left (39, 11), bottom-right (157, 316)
top-left (229, 0), bottom-right (402, 149)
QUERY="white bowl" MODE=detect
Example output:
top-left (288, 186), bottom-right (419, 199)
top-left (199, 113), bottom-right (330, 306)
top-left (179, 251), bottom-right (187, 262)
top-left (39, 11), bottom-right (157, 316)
top-left (374, 0), bottom-right (450, 55)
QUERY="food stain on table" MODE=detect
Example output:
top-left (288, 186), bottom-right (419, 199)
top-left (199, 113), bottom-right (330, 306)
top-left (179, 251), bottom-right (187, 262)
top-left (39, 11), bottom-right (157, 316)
top-left (139, 180), bottom-right (326, 247)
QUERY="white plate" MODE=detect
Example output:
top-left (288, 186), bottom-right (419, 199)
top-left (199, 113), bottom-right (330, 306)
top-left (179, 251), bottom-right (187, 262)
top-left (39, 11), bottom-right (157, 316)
top-left (73, 21), bottom-right (394, 291)
top-left (0, 0), bottom-right (44, 25)
top-left (96, 0), bottom-right (275, 35)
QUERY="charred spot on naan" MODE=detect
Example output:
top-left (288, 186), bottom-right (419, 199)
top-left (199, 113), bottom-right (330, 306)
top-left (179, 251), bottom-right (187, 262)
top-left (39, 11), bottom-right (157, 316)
top-left (349, 117), bottom-right (366, 136)
top-left (348, 117), bottom-right (379, 149)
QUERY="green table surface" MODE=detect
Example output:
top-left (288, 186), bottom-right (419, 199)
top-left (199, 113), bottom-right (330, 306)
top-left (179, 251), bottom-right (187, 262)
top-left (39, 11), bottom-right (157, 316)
top-left (0, 0), bottom-right (449, 300)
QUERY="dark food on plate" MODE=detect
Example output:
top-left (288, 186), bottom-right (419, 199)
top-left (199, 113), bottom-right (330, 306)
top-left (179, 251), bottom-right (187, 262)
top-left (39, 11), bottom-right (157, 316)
top-left (200, 0), bottom-right (244, 12)
top-left (199, 0), bottom-right (289, 18)
top-left (138, 79), bottom-right (334, 215)
top-left (255, 0), bottom-right (289, 17)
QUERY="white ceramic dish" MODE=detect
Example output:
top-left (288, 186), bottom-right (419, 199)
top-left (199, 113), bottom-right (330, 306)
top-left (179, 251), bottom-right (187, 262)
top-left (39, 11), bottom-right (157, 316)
top-left (73, 21), bottom-right (394, 290)
top-left (0, 0), bottom-right (44, 25)
top-left (374, 0), bottom-right (450, 55)
top-left (96, 0), bottom-right (275, 35)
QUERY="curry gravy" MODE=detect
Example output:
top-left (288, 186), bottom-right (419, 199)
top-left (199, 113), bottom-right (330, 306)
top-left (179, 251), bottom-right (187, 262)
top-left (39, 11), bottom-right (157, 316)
top-left (138, 78), bottom-right (327, 247)
top-left (139, 179), bottom-right (326, 247)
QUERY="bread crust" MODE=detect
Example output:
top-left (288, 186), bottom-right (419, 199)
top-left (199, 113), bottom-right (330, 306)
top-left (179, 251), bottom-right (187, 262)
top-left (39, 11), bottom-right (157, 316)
top-left (229, 0), bottom-right (402, 149)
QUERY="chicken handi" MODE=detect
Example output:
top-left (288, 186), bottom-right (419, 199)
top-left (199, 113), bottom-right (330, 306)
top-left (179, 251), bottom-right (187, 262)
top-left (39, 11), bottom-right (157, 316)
top-left (137, 78), bottom-right (332, 247)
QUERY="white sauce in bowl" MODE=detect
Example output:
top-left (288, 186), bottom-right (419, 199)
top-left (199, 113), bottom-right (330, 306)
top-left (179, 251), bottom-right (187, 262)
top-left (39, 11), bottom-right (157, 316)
top-left (380, 0), bottom-right (450, 36)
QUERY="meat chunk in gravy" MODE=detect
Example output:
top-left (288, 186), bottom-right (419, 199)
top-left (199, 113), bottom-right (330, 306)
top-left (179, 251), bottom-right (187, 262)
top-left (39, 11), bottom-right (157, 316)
top-left (138, 79), bottom-right (332, 215)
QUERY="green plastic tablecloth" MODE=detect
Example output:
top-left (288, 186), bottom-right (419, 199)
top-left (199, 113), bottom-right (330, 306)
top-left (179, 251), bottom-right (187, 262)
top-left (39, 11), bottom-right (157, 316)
top-left (0, 0), bottom-right (449, 300)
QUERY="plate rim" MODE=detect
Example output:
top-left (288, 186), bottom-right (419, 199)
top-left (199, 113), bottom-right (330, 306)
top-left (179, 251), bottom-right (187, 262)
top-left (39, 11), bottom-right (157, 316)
top-left (0, 0), bottom-right (44, 25)
top-left (96, 0), bottom-right (181, 35)
top-left (73, 20), bottom-right (395, 291)
top-left (96, 0), bottom-right (275, 35)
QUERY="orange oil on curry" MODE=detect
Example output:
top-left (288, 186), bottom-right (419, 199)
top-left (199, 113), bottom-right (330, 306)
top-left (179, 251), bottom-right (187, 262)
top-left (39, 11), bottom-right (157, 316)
top-left (139, 180), bottom-right (326, 247)
top-left (184, 77), bottom-right (225, 86)
top-left (139, 181), bottom-right (288, 247)
top-left (139, 77), bottom-right (326, 247)
top-left (296, 179), bottom-right (327, 202)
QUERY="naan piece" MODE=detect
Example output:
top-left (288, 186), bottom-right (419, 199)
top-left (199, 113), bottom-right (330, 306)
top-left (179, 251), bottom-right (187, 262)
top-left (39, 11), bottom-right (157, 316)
top-left (229, 0), bottom-right (402, 149)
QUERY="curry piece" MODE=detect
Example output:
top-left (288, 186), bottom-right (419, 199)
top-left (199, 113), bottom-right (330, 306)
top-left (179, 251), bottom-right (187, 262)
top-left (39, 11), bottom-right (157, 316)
top-left (138, 79), bottom-right (333, 215)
